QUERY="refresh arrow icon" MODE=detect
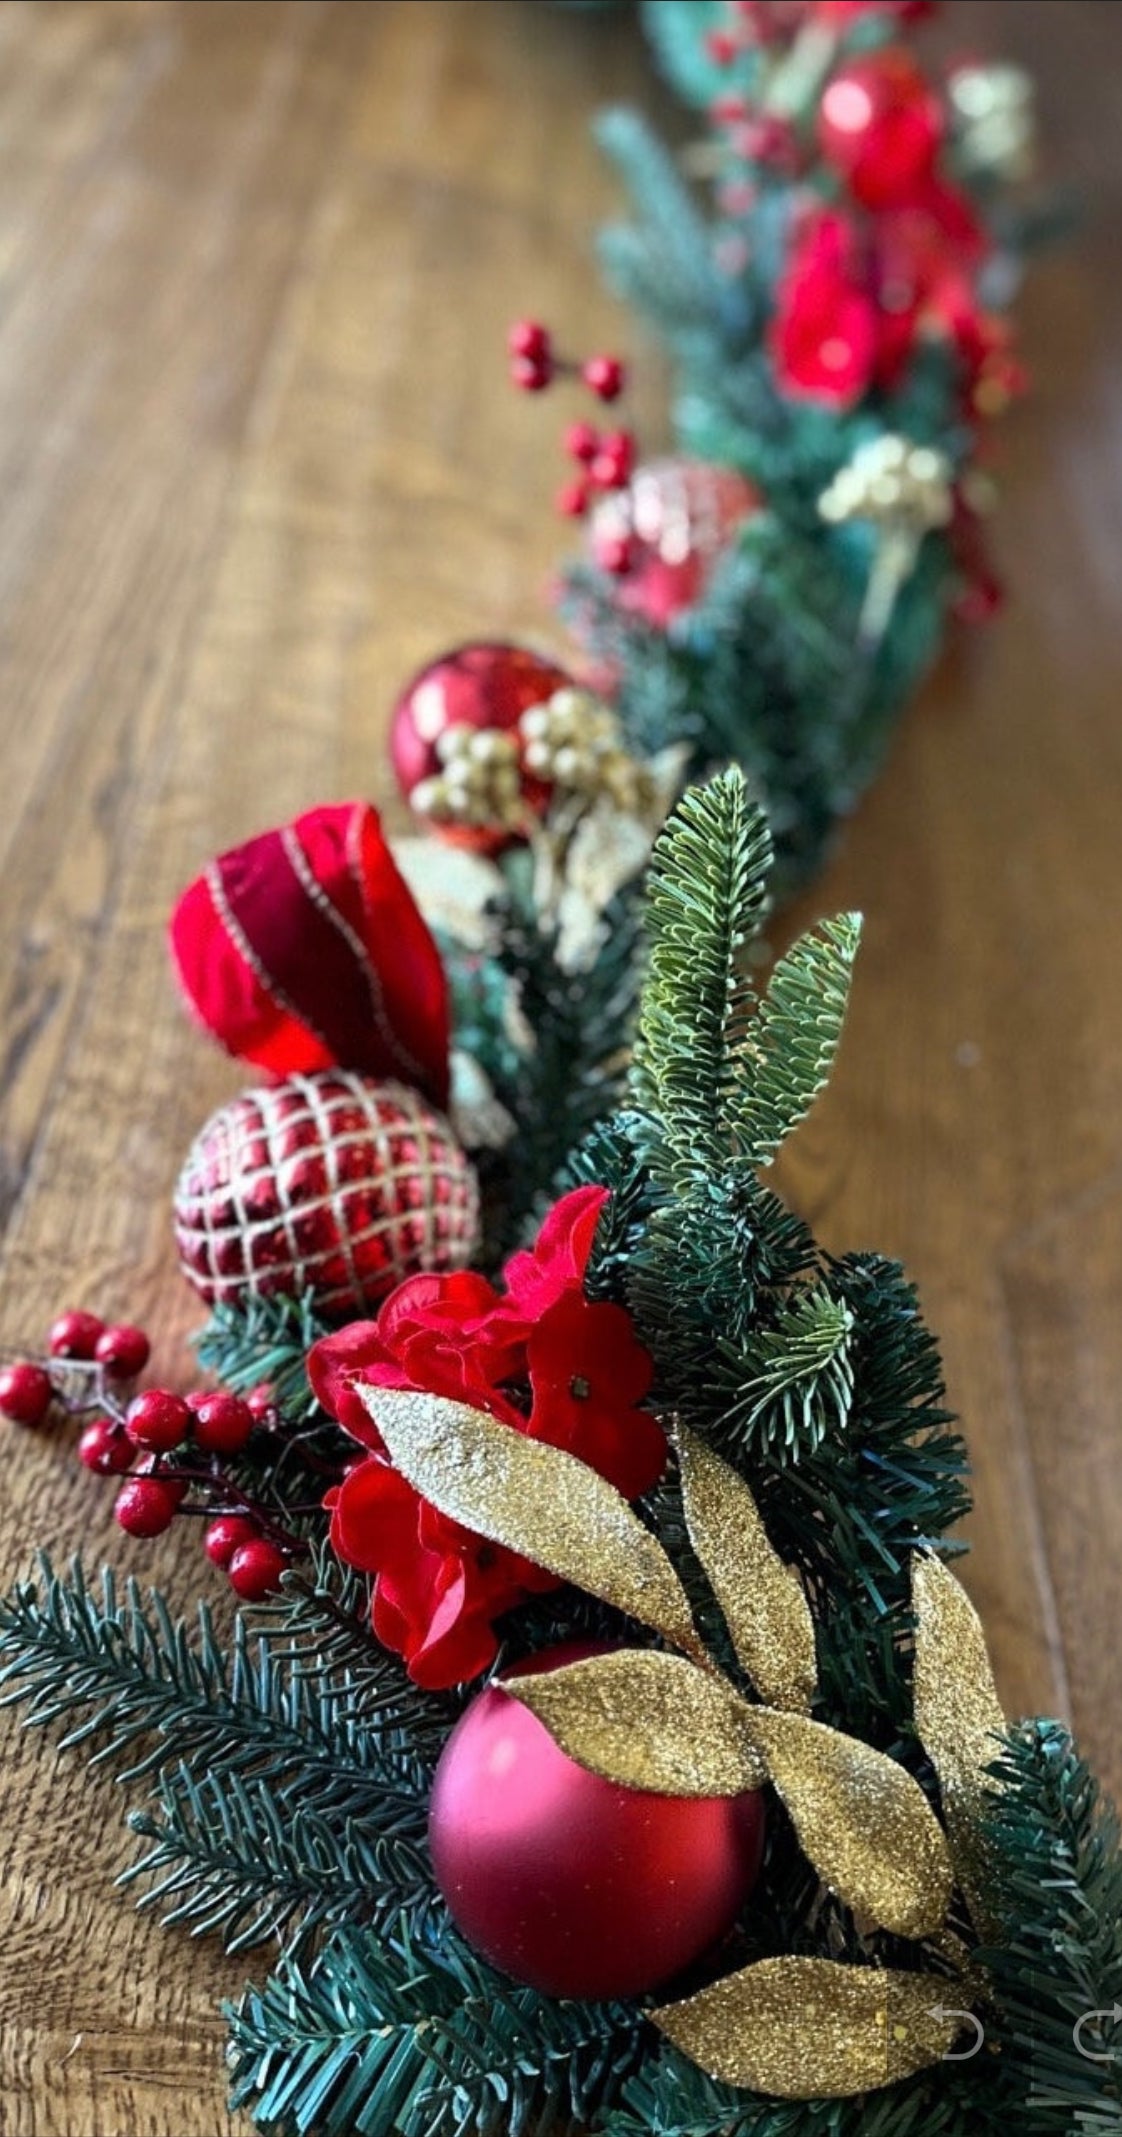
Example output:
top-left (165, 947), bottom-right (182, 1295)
top-left (927, 2007), bottom-right (986, 2061)
top-left (1073, 2006), bottom-right (1122, 2062)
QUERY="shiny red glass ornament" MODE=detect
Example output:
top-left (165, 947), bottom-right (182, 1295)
top-left (389, 642), bottom-right (572, 854)
top-left (173, 1071), bottom-right (479, 1319)
top-left (818, 50), bottom-right (943, 211)
top-left (589, 460), bottom-right (760, 629)
top-left (429, 1644), bottom-right (766, 2001)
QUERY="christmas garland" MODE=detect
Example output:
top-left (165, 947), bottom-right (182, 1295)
top-left (2, 8), bottom-right (1117, 2137)
top-left (1, 763), bottom-right (1120, 2135)
top-left (498, 0), bottom-right (1054, 897)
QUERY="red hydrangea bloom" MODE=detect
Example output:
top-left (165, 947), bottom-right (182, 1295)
top-left (814, 3), bottom-right (938, 28)
top-left (770, 210), bottom-right (881, 406)
top-left (771, 189), bottom-right (996, 410)
top-left (309, 1186), bottom-right (666, 1689)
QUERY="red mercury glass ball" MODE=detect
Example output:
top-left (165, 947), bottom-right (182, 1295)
top-left (173, 1070), bottom-right (479, 1320)
top-left (817, 50), bottom-right (944, 211)
top-left (389, 642), bottom-right (573, 856)
top-left (428, 1644), bottom-right (767, 2001)
top-left (589, 460), bottom-right (761, 630)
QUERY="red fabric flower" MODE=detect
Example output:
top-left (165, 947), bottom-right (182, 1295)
top-left (169, 801), bottom-right (450, 1107)
top-left (309, 1185), bottom-right (667, 1689)
top-left (813, 3), bottom-right (938, 30)
top-left (770, 210), bottom-right (880, 407)
top-left (771, 187), bottom-right (997, 409)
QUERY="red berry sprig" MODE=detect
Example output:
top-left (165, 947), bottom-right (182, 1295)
top-left (507, 320), bottom-right (626, 402)
top-left (0, 1308), bottom-right (333, 1599)
top-left (507, 319), bottom-right (640, 573)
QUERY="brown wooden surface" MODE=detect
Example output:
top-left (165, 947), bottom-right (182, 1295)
top-left (0, 1), bottom-right (1119, 2129)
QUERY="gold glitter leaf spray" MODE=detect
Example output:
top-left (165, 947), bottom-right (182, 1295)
top-left (654, 1957), bottom-right (960, 2098)
top-left (740, 1709), bottom-right (954, 1938)
top-left (359, 1387), bottom-right (706, 1663)
top-left (912, 1550), bottom-right (1006, 1933)
top-left (674, 1423), bottom-right (817, 1712)
top-left (507, 1649), bottom-right (768, 1795)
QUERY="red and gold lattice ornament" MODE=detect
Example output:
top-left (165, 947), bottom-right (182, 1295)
top-left (173, 1071), bottom-right (478, 1318)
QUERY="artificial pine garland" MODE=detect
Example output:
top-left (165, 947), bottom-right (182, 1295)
top-left (2, 769), bottom-right (1120, 2135)
top-left (0, 10), bottom-right (1112, 2133)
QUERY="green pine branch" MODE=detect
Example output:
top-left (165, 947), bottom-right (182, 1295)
top-left (632, 768), bottom-right (773, 1188)
top-left (981, 1721), bottom-right (1122, 2132)
top-left (226, 1920), bottom-right (644, 2137)
top-left (600, 2035), bottom-right (1016, 2137)
top-left (194, 1291), bottom-right (330, 1420)
top-left (632, 770), bottom-right (859, 1185)
top-left (720, 1285), bottom-right (855, 1460)
top-left (123, 1760), bottom-right (435, 1956)
top-left (479, 888), bottom-right (646, 1261)
top-left (595, 107), bottom-right (738, 352)
top-left (732, 913), bottom-right (862, 1166)
top-left (0, 1553), bottom-right (448, 1954)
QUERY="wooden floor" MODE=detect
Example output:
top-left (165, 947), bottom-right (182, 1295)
top-left (0, 1), bottom-right (1119, 2129)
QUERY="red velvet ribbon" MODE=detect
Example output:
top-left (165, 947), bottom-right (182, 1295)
top-left (169, 803), bottom-right (450, 1108)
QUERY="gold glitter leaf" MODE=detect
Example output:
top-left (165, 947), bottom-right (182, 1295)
top-left (360, 1386), bottom-right (704, 1662)
top-left (742, 1709), bottom-right (953, 1938)
top-left (654, 1957), bottom-right (960, 2098)
top-left (675, 1424), bottom-right (817, 1712)
top-left (912, 1551), bottom-right (1006, 1933)
top-left (507, 1648), bottom-right (767, 1795)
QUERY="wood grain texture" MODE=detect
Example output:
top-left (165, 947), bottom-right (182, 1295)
top-left (0, 1), bottom-right (1117, 2129)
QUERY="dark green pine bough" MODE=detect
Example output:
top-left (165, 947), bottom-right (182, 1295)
top-left (1, 772), bottom-right (1120, 2136)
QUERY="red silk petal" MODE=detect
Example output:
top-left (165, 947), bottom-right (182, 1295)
top-left (169, 803), bottom-right (450, 1104)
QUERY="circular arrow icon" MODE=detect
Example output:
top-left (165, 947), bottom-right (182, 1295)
top-left (927, 2007), bottom-right (986, 2061)
top-left (1073, 2006), bottom-right (1122, 2062)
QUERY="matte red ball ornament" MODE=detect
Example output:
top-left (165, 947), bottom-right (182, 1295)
top-left (389, 642), bottom-right (573, 854)
top-left (589, 460), bottom-right (761, 629)
top-left (173, 1071), bottom-right (479, 1319)
top-left (428, 1645), bottom-right (766, 2001)
top-left (817, 50), bottom-right (943, 211)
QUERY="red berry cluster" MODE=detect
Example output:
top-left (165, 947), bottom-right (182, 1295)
top-left (0, 1310), bottom-right (301, 1600)
top-left (507, 319), bottom-right (638, 573)
top-left (507, 319), bottom-right (625, 401)
top-left (0, 1310), bottom-right (149, 1427)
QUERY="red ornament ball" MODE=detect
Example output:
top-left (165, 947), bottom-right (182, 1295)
top-left (429, 1645), bottom-right (766, 2001)
top-left (389, 642), bottom-right (572, 855)
top-left (589, 460), bottom-right (761, 629)
top-left (818, 50), bottom-right (943, 211)
top-left (173, 1071), bottom-right (479, 1319)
